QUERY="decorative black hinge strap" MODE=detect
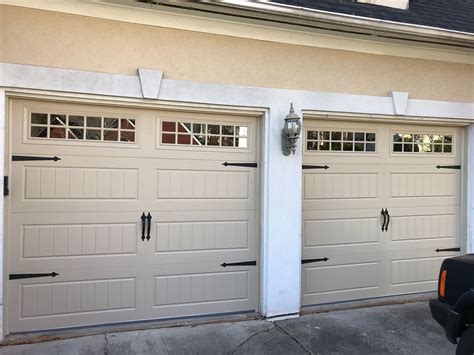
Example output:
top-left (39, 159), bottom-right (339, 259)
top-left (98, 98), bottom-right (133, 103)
top-left (301, 257), bottom-right (329, 264)
top-left (12, 155), bottom-right (61, 162)
top-left (302, 165), bottom-right (329, 170)
top-left (222, 162), bottom-right (258, 168)
top-left (9, 272), bottom-right (59, 280)
top-left (435, 247), bottom-right (461, 253)
top-left (436, 165), bottom-right (461, 170)
top-left (220, 261), bottom-right (257, 267)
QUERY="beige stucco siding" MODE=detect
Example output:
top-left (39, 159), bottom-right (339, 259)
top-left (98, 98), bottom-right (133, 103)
top-left (0, 5), bottom-right (473, 102)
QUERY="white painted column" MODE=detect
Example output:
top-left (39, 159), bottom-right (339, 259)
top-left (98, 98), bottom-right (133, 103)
top-left (0, 89), bottom-right (5, 339)
top-left (261, 103), bottom-right (302, 318)
top-left (467, 125), bottom-right (474, 254)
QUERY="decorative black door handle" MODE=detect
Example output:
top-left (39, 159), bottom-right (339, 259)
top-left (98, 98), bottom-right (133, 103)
top-left (140, 213), bottom-right (146, 241)
top-left (381, 209), bottom-right (387, 232)
top-left (146, 213), bottom-right (152, 241)
top-left (385, 209), bottom-right (390, 232)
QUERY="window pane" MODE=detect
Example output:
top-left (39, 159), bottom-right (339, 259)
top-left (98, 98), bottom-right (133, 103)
top-left (393, 134), bottom-right (402, 143)
top-left (222, 125), bottom-right (234, 136)
top-left (162, 121), bottom-right (176, 132)
top-left (49, 127), bottom-right (66, 139)
top-left (319, 131), bottom-right (330, 140)
top-left (178, 122), bottom-right (191, 133)
top-left (403, 134), bottom-right (413, 143)
top-left (31, 126), bottom-right (47, 138)
top-left (104, 130), bottom-right (118, 141)
top-left (235, 138), bottom-right (248, 148)
top-left (355, 133), bottom-right (364, 141)
top-left (343, 132), bottom-right (353, 141)
top-left (422, 144), bottom-right (432, 152)
top-left (177, 134), bottom-right (191, 145)
top-left (366, 143), bottom-right (375, 152)
top-left (192, 123), bottom-right (205, 134)
top-left (68, 128), bottom-right (84, 140)
top-left (433, 144), bottom-right (443, 152)
top-left (331, 142), bottom-right (342, 150)
top-left (104, 118), bottom-right (119, 129)
top-left (87, 116), bottom-right (101, 127)
top-left (222, 137), bottom-right (234, 147)
top-left (86, 129), bottom-right (101, 140)
top-left (307, 141), bottom-right (317, 150)
top-left (403, 144), bottom-right (413, 152)
top-left (208, 125), bottom-right (220, 135)
top-left (236, 126), bottom-right (248, 137)
top-left (393, 143), bottom-right (402, 152)
top-left (307, 131), bottom-right (318, 140)
top-left (192, 135), bottom-right (205, 145)
top-left (208, 136), bottom-right (220, 146)
top-left (331, 132), bottom-right (341, 141)
top-left (120, 131), bottom-right (135, 142)
top-left (444, 145), bottom-right (452, 153)
top-left (50, 114), bottom-right (66, 126)
top-left (366, 133), bottom-right (376, 142)
top-left (31, 113), bottom-right (48, 125)
top-left (69, 115), bottom-right (84, 127)
top-left (355, 143), bottom-right (364, 151)
top-left (162, 133), bottom-right (175, 144)
top-left (343, 142), bottom-right (353, 151)
top-left (444, 135), bottom-right (452, 144)
top-left (121, 119), bottom-right (135, 130)
top-left (319, 141), bottom-right (330, 151)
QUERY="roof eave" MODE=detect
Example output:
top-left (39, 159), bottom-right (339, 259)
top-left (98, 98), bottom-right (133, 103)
top-left (149, 0), bottom-right (474, 47)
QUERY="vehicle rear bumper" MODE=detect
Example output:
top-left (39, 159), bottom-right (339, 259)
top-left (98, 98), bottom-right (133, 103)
top-left (429, 299), bottom-right (460, 344)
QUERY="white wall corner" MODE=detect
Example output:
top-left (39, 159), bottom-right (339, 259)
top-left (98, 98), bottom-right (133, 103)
top-left (389, 91), bottom-right (409, 115)
top-left (138, 68), bottom-right (163, 99)
top-left (467, 125), bottom-right (474, 254)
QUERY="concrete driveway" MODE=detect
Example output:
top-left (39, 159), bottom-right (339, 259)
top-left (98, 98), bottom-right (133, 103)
top-left (0, 301), bottom-right (456, 355)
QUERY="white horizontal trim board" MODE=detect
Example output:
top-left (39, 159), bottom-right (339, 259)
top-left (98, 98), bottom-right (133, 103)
top-left (1, 63), bottom-right (472, 120)
top-left (0, 62), bottom-right (473, 338)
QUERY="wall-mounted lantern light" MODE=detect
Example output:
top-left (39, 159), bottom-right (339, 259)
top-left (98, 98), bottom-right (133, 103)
top-left (282, 103), bottom-right (302, 156)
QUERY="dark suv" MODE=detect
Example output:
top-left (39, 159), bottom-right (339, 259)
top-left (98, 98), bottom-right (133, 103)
top-left (430, 254), bottom-right (474, 355)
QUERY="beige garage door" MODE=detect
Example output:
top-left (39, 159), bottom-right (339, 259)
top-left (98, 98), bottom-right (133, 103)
top-left (7, 99), bottom-right (259, 333)
top-left (302, 119), bottom-right (462, 306)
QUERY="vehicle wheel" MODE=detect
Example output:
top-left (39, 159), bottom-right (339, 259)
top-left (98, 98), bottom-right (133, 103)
top-left (457, 327), bottom-right (474, 355)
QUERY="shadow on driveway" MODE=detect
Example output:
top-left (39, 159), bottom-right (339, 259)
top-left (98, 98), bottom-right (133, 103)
top-left (0, 302), bottom-right (456, 354)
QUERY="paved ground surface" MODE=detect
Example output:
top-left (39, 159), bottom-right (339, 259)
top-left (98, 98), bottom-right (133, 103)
top-left (0, 301), bottom-right (456, 355)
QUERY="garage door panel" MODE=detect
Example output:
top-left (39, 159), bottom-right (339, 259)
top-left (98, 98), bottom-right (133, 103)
top-left (9, 266), bottom-right (146, 333)
top-left (145, 263), bottom-right (257, 319)
top-left (10, 213), bottom-right (145, 271)
top-left (302, 120), bottom-right (462, 307)
top-left (8, 100), bottom-right (260, 333)
top-left (304, 216), bottom-right (379, 248)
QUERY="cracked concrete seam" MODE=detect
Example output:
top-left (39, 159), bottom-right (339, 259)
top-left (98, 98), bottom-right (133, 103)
top-left (104, 333), bottom-right (109, 355)
top-left (228, 325), bottom-right (275, 355)
top-left (274, 322), bottom-right (314, 355)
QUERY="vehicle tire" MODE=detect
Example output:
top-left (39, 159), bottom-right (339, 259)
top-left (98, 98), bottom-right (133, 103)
top-left (457, 327), bottom-right (474, 355)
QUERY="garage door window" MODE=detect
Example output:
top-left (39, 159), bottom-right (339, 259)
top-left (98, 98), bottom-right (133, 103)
top-left (161, 120), bottom-right (248, 148)
top-left (29, 112), bottom-right (136, 143)
top-left (392, 133), bottom-right (452, 153)
top-left (306, 130), bottom-right (376, 152)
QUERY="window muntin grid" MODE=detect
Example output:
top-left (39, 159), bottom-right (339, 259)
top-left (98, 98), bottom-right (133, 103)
top-left (392, 133), bottom-right (453, 153)
top-left (29, 112), bottom-right (136, 143)
top-left (161, 121), bottom-right (249, 148)
top-left (306, 130), bottom-right (376, 152)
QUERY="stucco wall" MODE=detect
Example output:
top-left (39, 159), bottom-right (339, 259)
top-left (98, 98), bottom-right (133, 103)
top-left (0, 5), bottom-right (473, 102)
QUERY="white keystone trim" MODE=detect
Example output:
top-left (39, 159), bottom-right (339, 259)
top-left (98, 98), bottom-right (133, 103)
top-left (390, 91), bottom-right (409, 115)
top-left (0, 62), bottom-right (473, 338)
top-left (138, 68), bottom-right (163, 99)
